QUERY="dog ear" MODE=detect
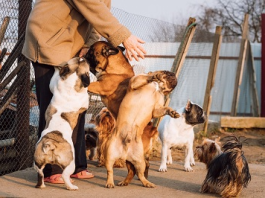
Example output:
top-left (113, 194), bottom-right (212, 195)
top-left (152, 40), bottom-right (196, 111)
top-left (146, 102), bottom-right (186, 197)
top-left (102, 45), bottom-right (119, 57)
top-left (209, 142), bottom-right (217, 153)
top-left (214, 137), bottom-right (221, 146)
top-left (59, 64), bottom-right (70, 79)
top-left (185, 100), bottom-right (192, 112)
top-left (117, 46), bottom-right (125, 52)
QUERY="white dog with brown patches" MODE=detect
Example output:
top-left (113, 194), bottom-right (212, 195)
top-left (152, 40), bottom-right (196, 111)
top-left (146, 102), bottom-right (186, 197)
top-left (158, 101), bottom-right (206, 172)
top-left (34, 57), bottom-right (90, 190)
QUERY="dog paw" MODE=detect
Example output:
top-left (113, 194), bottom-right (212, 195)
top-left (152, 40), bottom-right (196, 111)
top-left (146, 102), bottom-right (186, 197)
top-left (67, 185), bottom-right (79, 190)
top-left (143, 181), bottom-right (156, 188)
top-left (35, 184), bottom-right (46, 189)
top-left (117, 181), bottom-right (129, 186)
top-left (158, 167), bottom-right (167, 172)
top-left (152, 73), bottom-right (163, 82)
top-left (190, 162), bottom-right (195, 166)
top-left (184, 166), bottom-right (194, 172)
top-left (105, 183), bottom-right (115, 188)
top-left (169, 111), bottom-right (180, 118)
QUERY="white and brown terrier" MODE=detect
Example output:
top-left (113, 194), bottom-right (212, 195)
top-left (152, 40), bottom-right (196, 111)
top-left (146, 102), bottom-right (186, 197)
top-left (34, 57), bottom-right (90, 190)
top-left (196, 136), bottom-right (251, 197)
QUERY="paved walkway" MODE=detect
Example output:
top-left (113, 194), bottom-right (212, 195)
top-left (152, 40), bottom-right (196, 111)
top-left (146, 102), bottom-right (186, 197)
top-left (0, 161), bottom-right (264, 198)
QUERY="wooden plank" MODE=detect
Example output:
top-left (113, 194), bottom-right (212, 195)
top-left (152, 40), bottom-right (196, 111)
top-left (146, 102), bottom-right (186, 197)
top-left (202, 26), bottom-right (222, 135)
top-left (231, 14), bottom-right (249, 116)
top-left (203, 95), bottom-right (212, 133)
top-left (0, 17), bottom-right (10, 45)
top-left (247, 41), bottom-right (260, 116)
top-left (262, 14), bottom-right (265, 117)
top-left (221, 116), bottom-right (265, 128)
top-left (171, 17), bottom-right (197, 78)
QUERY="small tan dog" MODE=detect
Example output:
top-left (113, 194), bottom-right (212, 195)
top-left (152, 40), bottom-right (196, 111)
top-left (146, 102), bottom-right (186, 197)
top-left (104, 70), bottom-right (180, 188)
top-left (94, 107), bottom-right (158, 180)
top-left (34, 57), bottom-right (90, 190)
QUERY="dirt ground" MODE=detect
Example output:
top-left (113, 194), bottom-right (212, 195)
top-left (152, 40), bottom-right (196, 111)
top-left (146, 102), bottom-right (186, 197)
top-left (0, 124), bottom-right (264, 198)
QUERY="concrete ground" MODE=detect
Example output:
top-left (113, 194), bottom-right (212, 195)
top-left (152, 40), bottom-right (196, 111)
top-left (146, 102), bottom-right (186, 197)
top-left (0, 161), bottom-right (264, 198)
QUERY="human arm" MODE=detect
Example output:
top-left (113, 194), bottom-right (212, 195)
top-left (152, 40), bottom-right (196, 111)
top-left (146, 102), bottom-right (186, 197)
top-left (72, 0), bottom-right (146, 61)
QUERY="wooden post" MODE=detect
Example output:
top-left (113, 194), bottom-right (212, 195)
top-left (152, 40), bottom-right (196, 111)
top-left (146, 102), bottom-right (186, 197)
top-left (247, 41), bottom-right (260, 116)
top-left (0, 17), bottom-right (10, 45)
top-left (202, 26), bottom-right (222, 135)
top-left (153, 17), bottom-right (197, 127)
top-left (231, 14), bottom-right (249, 116)
top-left (171, 17), bottom-right (197, 78)
top-left (261, 14), bottom-right (265, 117)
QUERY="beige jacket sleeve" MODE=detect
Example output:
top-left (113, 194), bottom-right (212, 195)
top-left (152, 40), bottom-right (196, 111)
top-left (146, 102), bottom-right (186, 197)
top-left (72, 0), bottom-right (131, 47)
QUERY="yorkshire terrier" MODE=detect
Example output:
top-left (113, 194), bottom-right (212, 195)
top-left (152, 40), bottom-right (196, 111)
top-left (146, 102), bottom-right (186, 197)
top-left (195, 137), bottom-right (222, 169)
top-left (197, 136), bottom-right (251, 197)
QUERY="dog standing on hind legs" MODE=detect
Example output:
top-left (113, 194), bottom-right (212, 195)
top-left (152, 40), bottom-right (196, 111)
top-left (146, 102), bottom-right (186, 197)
top-left (34, 57), bottom-right (90, 190)
top-left (89, 106), bottom-right (158, 181)
top-left (104, 70), bottom-right (180, 188)
top-left (85, 41), bottom-right (163, 184)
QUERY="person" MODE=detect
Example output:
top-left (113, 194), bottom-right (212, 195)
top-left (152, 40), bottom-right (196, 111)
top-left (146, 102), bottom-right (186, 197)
top-left (22, 0), bottom-right (146, 184)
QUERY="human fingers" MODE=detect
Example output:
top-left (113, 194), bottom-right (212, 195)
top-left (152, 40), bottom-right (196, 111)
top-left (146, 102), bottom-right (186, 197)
top-left (134, 46), bottom-right (146, 60)
top-left (130, 49), bottom-right (139, 61)
top-left (125, 50), bottom-right (133, 62)
top-left (79, 47), bottom-right (89, 57)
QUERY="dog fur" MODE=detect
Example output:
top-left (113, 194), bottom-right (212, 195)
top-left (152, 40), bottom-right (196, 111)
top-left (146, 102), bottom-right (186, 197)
top-left (121, 121), bottom-right (158, 186)
top-left (91, 107), bottom-right (158, 178)
top-left (104, 70), bottom-right (179, 188)
top-left (84, 123), bottom-right (99, 160)
top-left (85, 41), bottom-right (162, 184)
top-left (158, 101), bottom-right (206, 172)
top-left (94, 107), bottom-right (125, 168)
top-left (34, 57), bottom-right (90, 190)
top-left (199, 136), bottom-right (251, 197)
top-left (85, 41), bottom-right (134, 119)
top-left (195, 137), bottom-right (222, 169)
